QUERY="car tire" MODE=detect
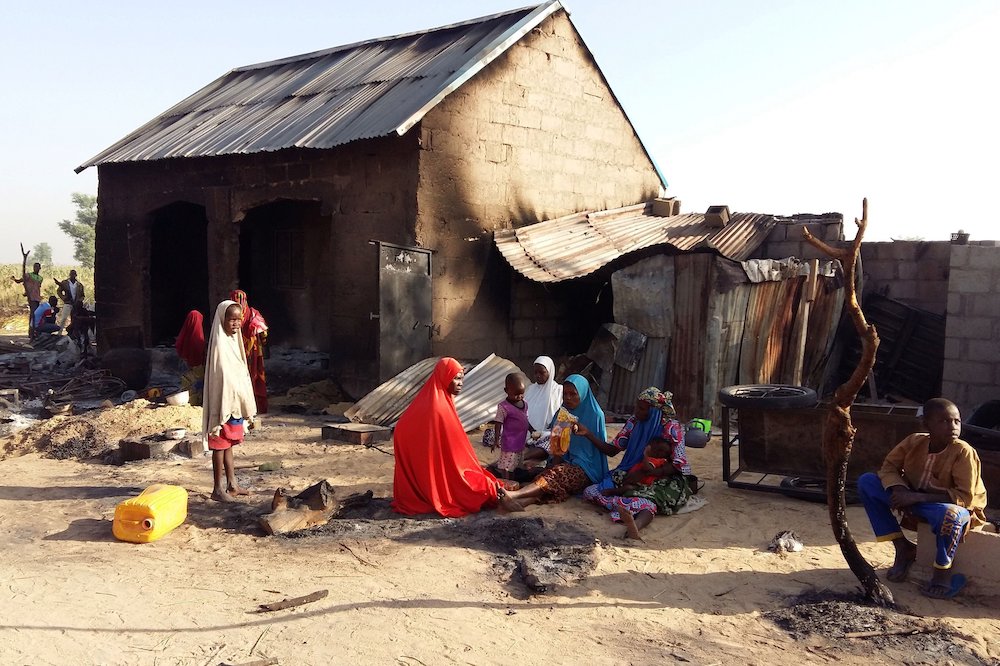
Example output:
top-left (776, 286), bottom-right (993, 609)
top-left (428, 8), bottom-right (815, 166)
top-left (718, 384), bottom-right (818, 409)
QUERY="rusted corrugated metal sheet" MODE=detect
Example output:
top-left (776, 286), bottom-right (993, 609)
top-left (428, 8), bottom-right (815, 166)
top-left (610, 254), bottom-right (675, 339)
top-left (605, 337), bottom-right (670, 416)
top-left (345, 357), bottom-right (438, 425)
top-left (739, 280), bottom-right (800, 384)
top-left (733, 275), bottom-right (843, 387)
top-left (455, 354), bottom-right (524, 430)
top-left (802, 279), bottom-right (845, 387)
top-left (606, 253), bottom-right (845, 422)
top-left (495, 202), bottom-right (776, 282)
top-left (345, 353), bottom-right (520, 430)
top-left (709, 281), bottom-right (753, 408)
top-left (667, 254), bottom-right (714, 419)
top-left (77, 3), bottom-right (564, 172)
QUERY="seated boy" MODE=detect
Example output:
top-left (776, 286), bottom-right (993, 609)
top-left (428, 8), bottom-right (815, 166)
top-left (33, 296), bottom-right (61, 336)
top-left (857, 397), bottom-right (988, 599)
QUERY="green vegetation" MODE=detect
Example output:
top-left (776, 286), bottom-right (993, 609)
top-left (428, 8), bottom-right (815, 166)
top-left (32, 242), bottom-right (53, 265)
top-left (58, 192), bottom-right (97, 268)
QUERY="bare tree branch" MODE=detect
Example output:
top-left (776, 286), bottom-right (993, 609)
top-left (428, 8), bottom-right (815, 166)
top-left (803, 198), bottom-right (894, 607)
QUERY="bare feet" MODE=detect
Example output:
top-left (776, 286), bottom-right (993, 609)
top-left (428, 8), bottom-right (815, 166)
top-left (211, 490), bottom-right (236, 503)
top-left (227, 486), bottom-right (250, 497)
top-left (617, 500), bottom-right (642, 540)
top-left (886, 539), bottom-right (917, 582)
top-left (497, 490), bottom-right (525, 513)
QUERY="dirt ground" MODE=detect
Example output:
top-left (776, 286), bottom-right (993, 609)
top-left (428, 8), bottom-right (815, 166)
top-left (1, 398), bottom-right (999, 665)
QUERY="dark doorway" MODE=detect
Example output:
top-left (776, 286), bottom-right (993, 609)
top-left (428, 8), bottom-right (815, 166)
top-left (149, 202), bottom-right (209, 345)
top-left (238, 200), bottom-right (330, 349)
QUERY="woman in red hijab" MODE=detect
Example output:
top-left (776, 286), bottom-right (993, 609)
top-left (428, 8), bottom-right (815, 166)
top-left (175, 310), bottom-right (206, 405)
top-left (229, 290), bottom-right (269, 413)
top-left (392, 357), bottom-right (522, 517)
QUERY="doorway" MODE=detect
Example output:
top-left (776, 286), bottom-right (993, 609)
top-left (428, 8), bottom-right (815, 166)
top-left (238, 200), bottom-right (329, 349)
top-left (149, 202), bottom-right (208, 345)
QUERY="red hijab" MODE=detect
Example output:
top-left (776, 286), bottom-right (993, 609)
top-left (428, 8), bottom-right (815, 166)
top-left (391, 357), bottom-right (499, 517)
top-left (175, 310), bottom-right (205, 368)
top-left (229, 289), bottom-right (268, 337)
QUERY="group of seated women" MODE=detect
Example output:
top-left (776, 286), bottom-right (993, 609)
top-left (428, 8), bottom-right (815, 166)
top-left (391, 355), bottom-right (696, 539)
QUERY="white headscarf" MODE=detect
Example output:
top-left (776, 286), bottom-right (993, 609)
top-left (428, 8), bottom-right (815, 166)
top-left (524, 355), bottom-right (562, 432)
top-left (202, 300), bottom-right (257, 438)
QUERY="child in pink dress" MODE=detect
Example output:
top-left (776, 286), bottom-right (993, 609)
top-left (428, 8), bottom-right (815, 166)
top-left (492, 373), bottom-right (531, 481)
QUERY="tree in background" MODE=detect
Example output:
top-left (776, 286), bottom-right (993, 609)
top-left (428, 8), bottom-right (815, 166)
top-left (31, 242), bottom-right (53, 266)
top-left (58, 192), bottom-right (97, 268)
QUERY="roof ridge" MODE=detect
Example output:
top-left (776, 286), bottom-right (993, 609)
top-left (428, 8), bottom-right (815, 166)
top-left (233, 2), bottom-right (554, 73)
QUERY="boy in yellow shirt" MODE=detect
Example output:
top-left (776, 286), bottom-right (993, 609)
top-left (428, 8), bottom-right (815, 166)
top-left (857, 398), bottom-right (987, 599)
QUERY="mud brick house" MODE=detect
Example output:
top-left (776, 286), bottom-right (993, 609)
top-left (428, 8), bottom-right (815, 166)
top-left (76, 1), bottom-right (665, 394)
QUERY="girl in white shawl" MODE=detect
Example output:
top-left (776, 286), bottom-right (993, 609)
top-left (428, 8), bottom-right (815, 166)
top-left (203, 300), bottom-right (258, 502)
top-left (524, 355), bottom-right (562, 453)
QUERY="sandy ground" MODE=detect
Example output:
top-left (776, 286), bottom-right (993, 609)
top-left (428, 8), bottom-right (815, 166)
top-left (0, 403), bottom-right (998, 666)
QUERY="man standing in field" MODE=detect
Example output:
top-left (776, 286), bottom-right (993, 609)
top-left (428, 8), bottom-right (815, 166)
top-left (10, 262), bottom-right (43, 339)
top-left (56, 269), bottom-right (85, 331)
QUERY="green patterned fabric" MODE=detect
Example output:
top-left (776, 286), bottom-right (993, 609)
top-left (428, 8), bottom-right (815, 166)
top-left (621, 473), bottom-right (691, 515)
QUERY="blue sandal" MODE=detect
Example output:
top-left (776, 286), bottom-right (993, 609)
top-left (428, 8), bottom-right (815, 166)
top-left (922, 573), bottom-right (966, 600)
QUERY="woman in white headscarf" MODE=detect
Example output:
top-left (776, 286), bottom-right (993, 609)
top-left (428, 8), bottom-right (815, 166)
top-left (523, 355), bottom-right (562, 453)
top-left (202, 300), bottom-right (258, 502)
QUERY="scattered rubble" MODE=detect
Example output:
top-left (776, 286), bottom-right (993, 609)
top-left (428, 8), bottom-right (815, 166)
top-left (0, 399), bottom-right (202, 462)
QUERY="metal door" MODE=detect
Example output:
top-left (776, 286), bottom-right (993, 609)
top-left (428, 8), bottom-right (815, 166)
top-left (376, 242), bottom-right (433, 380)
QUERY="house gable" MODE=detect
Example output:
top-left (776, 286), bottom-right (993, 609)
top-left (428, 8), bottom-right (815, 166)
top-left (412, 8), bottom-right (663, 358)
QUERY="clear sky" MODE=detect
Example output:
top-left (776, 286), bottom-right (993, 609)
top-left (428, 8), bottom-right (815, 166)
top-left (2, 1), bottom-right (998, 263)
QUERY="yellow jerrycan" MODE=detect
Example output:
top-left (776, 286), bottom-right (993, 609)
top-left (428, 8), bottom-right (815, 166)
top-left (113, 484), bottom-right (188, 543)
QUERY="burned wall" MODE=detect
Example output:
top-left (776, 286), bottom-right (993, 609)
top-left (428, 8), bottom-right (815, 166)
top-left (94, 136), bottom-right (419, 389)
top-left (414, 8), bottom-right (662, 365)
top-left (509, 277), bottom-right (608, 369)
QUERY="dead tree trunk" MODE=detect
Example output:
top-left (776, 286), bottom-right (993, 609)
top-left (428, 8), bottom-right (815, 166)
top-left (259, 481), bottom-right (373, 535)
top-left (18, 243), bottom-right (29, 295)
top-left (16, 244), bottom-right (30, 334)
top-left (802, 199), bottom-right (894, 607)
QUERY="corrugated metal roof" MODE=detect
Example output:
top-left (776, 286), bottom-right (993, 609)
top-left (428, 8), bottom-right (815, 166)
top-left (345, 353), bottom-right (520, 430)
top-left (494, 202), bottom-right (776, 283)
top-left (77, 3), bottom-right (563, 172)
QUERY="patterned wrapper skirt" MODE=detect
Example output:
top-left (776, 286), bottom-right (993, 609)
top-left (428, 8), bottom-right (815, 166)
top-left (583, 473), bottom-right (691, 521)
top-left (534, 463), bottom-right (592, 503)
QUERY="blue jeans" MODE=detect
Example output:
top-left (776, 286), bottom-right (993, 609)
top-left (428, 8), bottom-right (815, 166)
top-left (857, 472), bottom-right (970, 569)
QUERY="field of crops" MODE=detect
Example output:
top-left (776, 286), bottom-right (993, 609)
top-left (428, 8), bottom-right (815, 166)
top-left (0, 263), bottom-right (94, 329)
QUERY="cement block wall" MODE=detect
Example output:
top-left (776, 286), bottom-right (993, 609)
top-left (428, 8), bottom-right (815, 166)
top-left (941, 244), bottom-right (1000, 414)
top-left (860, 241), bottom-right (951, 316)
top-left (751, 214), bottom-right (844, 261)
top-left (415, 9), bottom-right (661, 366)
top-left (95, 136), bottom-right (420, 392)
top-left (508, 277), bottom-right (608, 370)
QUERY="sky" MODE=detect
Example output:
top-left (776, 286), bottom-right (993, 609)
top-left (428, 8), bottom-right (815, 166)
top-left (2, 1), bottom-right (998, 263)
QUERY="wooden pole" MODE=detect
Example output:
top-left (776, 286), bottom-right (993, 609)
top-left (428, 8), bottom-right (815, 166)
top-left (802, 199), bottom-right (894, 607)
top-left (790, 259), bottom-right (819, 385)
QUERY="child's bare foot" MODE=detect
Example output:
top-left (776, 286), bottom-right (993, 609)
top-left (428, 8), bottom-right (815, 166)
top-left (211, 490), bottom-right (236, 503)
top-left (227, 486), bottom-right (250, 497)
top-left (617, 500), bottom-right (643, 540)
top-left (886, 539), bottom-right (917, 582)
